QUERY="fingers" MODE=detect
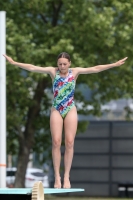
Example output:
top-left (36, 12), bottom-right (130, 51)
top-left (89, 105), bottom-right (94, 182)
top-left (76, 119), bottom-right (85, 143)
top-left (121, 57), bottom-right (128, 63)
top-left (122, 57), bottom-right (128, 61)
top-left (115, 57), bottom-right (128, 66)
top-left (116, 57), bottom-right (128, 66)
top-left (3, 54), bottom-right (11, 61)
top-left (3, 54), bottom-right (8, 59)
top-left (120, 57), bottom-right (128, 62)
top-left (3, 54), bottom-right (13, 64)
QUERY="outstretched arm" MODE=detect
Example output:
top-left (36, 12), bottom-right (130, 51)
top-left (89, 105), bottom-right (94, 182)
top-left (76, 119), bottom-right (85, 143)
top-left (74, 57), bottom-right (128, 76)
top-left (3, 54), bottom-right (55, 78)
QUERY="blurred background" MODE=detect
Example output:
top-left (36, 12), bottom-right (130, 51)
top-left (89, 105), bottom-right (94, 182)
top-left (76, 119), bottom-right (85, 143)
top-left (0, 0), bottom-right (133, 199)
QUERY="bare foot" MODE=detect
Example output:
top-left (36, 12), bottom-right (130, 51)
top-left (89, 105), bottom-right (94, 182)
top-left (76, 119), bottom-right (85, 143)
top-left (54, 177), bottom-right (61, 188)
top-left (63, 177), bottom-right (71, 188)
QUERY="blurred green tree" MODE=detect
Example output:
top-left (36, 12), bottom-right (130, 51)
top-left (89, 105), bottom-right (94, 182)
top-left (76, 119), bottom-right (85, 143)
top-left (0, 0), bottom-right (133, 187)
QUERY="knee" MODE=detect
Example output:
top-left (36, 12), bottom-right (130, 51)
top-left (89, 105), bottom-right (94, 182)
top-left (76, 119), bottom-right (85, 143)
top-left (65, 140), bottom-right (74, 149)
top-left (52, 139), bottom-right (61, 149)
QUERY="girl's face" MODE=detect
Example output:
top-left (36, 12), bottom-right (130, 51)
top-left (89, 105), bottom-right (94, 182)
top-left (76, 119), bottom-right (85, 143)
top-left (57, 58), bottom-right (71, 74)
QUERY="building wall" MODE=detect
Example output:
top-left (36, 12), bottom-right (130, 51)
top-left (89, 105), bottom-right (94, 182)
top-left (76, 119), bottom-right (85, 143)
top-left (60, 121), bottom-right (133, 197)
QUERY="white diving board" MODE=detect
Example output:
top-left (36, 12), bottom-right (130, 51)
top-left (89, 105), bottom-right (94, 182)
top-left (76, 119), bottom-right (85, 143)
top-left (0, 182), bottom-right (84, 200)
top-left (0, 188), bottom-right (84, 194)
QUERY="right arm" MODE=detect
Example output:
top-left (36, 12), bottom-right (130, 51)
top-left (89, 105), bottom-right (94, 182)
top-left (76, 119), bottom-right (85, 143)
top-left (3, 54), bottom-right (56, 79)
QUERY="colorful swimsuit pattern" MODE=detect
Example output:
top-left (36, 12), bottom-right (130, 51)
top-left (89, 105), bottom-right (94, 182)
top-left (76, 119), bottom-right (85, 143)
top-left (52, 69), bottom-right (75, 118)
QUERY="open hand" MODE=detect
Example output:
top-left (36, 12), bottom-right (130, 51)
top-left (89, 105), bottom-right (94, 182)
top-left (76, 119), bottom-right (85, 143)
top-left (3, 54), bottom-right (15, 64)
top-left (115, 57), bottom-right (128, 67)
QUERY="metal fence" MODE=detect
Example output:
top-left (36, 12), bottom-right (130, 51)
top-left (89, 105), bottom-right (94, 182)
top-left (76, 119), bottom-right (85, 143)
top-left (60, 121), bottom-right (133, 197)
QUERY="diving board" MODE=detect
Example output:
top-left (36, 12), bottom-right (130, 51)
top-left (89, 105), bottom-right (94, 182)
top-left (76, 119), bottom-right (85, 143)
top-left (0, 181), bottom-right (84, 200)
top-left (0, 188), bottom-right (84, 194)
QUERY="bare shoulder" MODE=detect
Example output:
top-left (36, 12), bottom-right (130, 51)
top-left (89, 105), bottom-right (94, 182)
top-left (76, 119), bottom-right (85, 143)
top-left (70, 68), bottom-right (80, 80)
top-left (42, 66), bottom-right (56, 73)
top-left (34, 66), bottom-right (57, 79)
top-left (71, 66), bottom-right (95, 75)
top-left (71, 67), bottom-right (84, 73)
top-left (46, 67), bottom-right (57, 79)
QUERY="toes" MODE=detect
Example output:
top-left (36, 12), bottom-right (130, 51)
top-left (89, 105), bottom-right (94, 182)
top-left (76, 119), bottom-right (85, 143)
top-left (54, 178), bottom-right (61, 188)
top-left (63, 180), bottom-right (71, 189)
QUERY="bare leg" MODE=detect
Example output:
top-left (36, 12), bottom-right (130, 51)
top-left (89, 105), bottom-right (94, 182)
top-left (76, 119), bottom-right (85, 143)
top-left (63, 106), bottom-right (78, 188)
top-left (50, 107), bottom-right (63, 188)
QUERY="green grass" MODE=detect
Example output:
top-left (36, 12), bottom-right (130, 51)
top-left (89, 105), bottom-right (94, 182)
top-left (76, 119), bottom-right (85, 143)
top-left (45, 195), bottom-right (129, 200)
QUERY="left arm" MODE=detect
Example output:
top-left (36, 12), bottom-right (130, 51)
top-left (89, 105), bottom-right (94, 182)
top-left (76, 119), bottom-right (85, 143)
top-left (73, 57), bottom-right (128, 77)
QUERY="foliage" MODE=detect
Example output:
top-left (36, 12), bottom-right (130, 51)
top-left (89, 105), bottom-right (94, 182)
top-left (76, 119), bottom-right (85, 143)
top-left (0, 0), bottom-right (133, 186)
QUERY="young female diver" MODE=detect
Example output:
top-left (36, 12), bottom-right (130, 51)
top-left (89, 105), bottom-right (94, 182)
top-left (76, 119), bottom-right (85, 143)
top-left (3, 53), bottom-right (127, 188)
